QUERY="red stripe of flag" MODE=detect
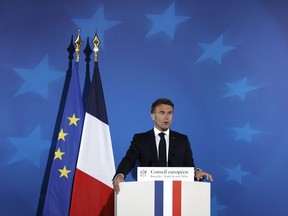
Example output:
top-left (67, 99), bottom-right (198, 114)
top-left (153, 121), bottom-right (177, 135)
top-left (69, 169), bottom-right (114, 216)
top-left (173, 181), bottom-right (181, 216)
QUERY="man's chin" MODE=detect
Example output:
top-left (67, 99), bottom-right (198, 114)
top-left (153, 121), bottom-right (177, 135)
top-left (161, 126), bottom-right (169, 131)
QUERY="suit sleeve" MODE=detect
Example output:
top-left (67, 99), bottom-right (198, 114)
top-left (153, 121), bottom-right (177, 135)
top-left (114, 134), bottom-right (140, 178)
top-left (183, 135), bottom-right (196, 167)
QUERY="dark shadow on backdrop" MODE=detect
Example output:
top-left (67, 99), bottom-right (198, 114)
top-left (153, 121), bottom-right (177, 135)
top-left (82, 37), bottom-right (92, 111)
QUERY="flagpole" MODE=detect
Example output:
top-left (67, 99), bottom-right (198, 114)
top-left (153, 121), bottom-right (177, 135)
top-left (75, 29), bottom-right (82, 62)
top-left (92, 33), bottom-right (100, 62)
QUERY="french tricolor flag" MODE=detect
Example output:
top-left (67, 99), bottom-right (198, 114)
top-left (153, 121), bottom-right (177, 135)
top-left (70, 61), bottom-right (115, 216)
top-left (155, 181), bottom-right (182, 216)
top-left (155, 181), bottom-right (210, 216)
top-left (116, 180), bottom-right (210, 216)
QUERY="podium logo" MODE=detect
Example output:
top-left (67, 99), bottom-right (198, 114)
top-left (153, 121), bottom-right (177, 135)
top-left (140, 170), bottom-right (147, 177)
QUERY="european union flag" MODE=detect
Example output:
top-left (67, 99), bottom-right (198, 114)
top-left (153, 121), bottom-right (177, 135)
top-left (43, 62), bottom-right (84, 216)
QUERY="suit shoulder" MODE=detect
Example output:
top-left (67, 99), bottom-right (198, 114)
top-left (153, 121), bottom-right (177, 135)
top-left (170, 130), bottom-right (190, 143)
top-left (170, 130), bottom-right (188, 138)
top-left (133, 129), bottom-right (153, 138)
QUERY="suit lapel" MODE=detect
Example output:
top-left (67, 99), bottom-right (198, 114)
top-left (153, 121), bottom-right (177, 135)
top-left (147, 129), bottom-right (158, 166)
top-left (168, 130), bottom-right (176, 166)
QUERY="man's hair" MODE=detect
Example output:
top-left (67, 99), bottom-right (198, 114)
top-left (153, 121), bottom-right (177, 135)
top-left (151, 98), bottom-right (174, 113)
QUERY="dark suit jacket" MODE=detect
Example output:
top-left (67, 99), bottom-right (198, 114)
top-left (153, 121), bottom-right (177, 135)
top-left (115, 129), bottom-right (195, 178)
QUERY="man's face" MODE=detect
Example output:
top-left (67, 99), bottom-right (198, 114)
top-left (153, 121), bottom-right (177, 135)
top-left (151, 104), bottom-right (173, 131)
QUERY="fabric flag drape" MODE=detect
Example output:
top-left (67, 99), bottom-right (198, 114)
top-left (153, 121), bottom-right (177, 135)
top-left (70, 61), bottom-right (115, 216)
top-left (43, 62), bottom-right (84, 216)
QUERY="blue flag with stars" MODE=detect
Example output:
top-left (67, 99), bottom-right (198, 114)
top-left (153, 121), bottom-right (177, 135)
top-left (42, 62), bottom-right (84, 216)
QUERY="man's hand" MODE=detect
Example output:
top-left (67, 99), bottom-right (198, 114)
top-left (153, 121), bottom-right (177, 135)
top-left (113, 174), bottom-right (125, 194)
top-left (195, 169), bottom-right (214, 182)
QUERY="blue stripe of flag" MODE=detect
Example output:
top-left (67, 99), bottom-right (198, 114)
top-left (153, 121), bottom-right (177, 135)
top-left (155, 181), bottom-right (164, 216)
top-left (86, 62), bottom-right (108, 124)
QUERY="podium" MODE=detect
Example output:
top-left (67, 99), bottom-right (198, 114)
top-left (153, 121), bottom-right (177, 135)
top-left (115, 168), bottom-right (210, 216)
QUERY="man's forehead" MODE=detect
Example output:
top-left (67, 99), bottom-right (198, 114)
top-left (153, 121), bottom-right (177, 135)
top-left (155, 104), bottom-right (173, 111)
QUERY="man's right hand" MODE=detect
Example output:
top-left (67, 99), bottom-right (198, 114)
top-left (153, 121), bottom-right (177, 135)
top-left (113, 173), bottom-right (125, 194)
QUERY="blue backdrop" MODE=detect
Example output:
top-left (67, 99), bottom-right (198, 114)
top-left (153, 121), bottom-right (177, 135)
top-left (1, 0), bottom-right (288, 215)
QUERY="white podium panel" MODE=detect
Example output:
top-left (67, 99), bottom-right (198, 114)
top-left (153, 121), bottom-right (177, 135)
top-left (182, 181), bottom-right (210, 216)
top-left (115, 180), bottom-right (210, 216)
top-left (115, 181), bottom-right (155, 216)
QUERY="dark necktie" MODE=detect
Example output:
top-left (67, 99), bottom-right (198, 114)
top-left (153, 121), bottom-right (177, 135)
top-left (158, 133), bottom-right (167, 167)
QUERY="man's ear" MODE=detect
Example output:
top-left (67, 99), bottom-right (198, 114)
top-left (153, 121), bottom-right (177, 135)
top-left (151, 113), bottom-right (155, 121)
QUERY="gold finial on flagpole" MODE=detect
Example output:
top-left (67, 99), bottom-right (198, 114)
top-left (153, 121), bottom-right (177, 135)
top-left (74, 29), bottom-right (82, 62)
top-left (92, 33), bottom-right (100, 62)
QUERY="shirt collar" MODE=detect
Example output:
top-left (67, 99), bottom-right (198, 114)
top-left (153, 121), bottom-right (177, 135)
top-left (154, 127), bottom-right (170, 137)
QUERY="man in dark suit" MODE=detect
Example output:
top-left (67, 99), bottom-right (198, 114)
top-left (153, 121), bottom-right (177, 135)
top-left (113, 98), bottom-right (213, 193)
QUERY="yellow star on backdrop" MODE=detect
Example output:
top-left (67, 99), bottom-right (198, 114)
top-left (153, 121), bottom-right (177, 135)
top-left (54, 147), bottom-right (65, 160)
top-left (58, 129), bottom-right (68, 141)
top-left (58, 166), bottom-right (71, 178)
top-left (68, 113), bottom-right (80, 126)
